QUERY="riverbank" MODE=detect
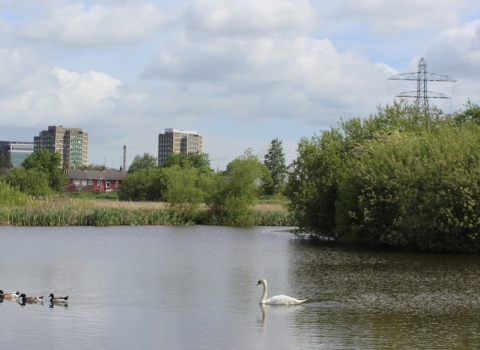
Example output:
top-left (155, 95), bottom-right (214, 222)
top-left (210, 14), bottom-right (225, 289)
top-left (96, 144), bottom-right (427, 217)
top-left (0, 198), bottom-right (295, 226)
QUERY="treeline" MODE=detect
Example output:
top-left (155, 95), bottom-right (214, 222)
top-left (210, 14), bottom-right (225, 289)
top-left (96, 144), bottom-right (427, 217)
top-left (0, 149), bottom-right (66, 196)
top-left (0, 138), bottom-right (293, 227)
top-left (120, 150), bottom-right (287, 226)
top-left (287, 101), bottom-right (480, 253)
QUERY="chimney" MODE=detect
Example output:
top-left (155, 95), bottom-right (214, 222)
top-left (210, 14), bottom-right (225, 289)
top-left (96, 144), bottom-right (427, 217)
top-left (123, 145), bottom-right (127, 173)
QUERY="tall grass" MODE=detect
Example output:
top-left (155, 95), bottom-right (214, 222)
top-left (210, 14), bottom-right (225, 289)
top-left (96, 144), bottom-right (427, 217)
top-left (0, 206), bottom-right (297, 227)
top-left (252, 210), bottom-right (297, 226)
top-left (0, 207), bottom-right (198, 226)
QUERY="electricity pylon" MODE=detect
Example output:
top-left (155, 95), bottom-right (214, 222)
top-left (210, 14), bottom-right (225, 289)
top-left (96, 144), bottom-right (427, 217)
top-left (388, 58), bottom-right (456, 111)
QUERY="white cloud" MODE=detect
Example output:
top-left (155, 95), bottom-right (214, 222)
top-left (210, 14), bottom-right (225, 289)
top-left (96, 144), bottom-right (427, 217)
top-left (0, 48), bottom-right (122, 126)
top-left (426, 20), bottom-right (480, 71)
top-left (21, 3), bottom-right (167, 46)
top-left (180, 0), bottom-right (317, 37)
top-left (328, 0), bottom-right (469, 35)
top-left (142, 35), bottom-right (393, 124)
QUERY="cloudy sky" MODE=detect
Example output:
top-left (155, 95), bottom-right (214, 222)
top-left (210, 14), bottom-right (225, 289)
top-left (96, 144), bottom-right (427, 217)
top-left (1, 0), bottom-right (480, 169)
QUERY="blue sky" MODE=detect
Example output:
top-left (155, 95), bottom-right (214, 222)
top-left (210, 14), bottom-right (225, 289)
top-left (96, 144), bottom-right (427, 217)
top-left (1, 0), bottom-right (480, 169)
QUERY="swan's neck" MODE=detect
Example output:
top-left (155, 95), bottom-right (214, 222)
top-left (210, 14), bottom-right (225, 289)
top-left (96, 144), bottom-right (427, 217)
top-left (259, 282), bottom-right (268, 304)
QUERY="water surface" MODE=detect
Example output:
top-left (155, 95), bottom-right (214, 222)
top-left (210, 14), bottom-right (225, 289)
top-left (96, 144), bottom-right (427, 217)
top-left (0, 226), bottom-right (479, 349)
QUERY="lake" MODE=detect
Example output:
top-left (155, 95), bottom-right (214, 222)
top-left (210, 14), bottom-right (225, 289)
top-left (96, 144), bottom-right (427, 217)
top-left (1, 225), bottom-right (479, 349)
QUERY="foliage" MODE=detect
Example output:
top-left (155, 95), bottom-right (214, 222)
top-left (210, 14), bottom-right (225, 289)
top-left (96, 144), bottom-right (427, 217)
top-left (127, 153), bottom-right (158, 174)
top-left (286, 128), bottom-right (346, 239)
top-left (263, 138), bottom-right (288, 195)
top-left (54, 191), bottom-right (119, 200)
top-left (161, 152), bottom-right (210, 169)
top-left (0, 205), bottom-right (295, 227)
top-left (119, 167), bottom-right (167, 201)
top-left (454, 100), bottom-right (480, 125)
top-left (287, 100), bottom-right (480, 252)
top-left (120, 152), bottom-right (214, 204)
top-left (86, 164), bottom-right (117, 171)
top-left (0, 181), bottom-right (29, 206)
top-left (205, 149), bottom-right (270, 226)
top-left (163, 166), bottom-right (206, 216)
top-left (336, 127), bottom-right (480, 252)
top-left (252, 210), bottom-right (297, 226)
top-left (4, 168), bottom-right (51, 196)
top-left (0, 207), bottom-right (198, 226)
top-left (22, 148), bottom-right (67, 190)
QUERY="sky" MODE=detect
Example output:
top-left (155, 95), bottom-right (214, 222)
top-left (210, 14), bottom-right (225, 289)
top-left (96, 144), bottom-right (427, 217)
top-left (1, 0), bottom-right (480, 170)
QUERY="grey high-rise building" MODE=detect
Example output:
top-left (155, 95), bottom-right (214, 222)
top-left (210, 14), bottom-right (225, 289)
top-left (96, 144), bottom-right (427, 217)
top-left (34, 125), bottom-right (88, 168)
top-left (0, 141), bottom-right (34, 168)
top-left (158, 128), bottom-right (203, 165)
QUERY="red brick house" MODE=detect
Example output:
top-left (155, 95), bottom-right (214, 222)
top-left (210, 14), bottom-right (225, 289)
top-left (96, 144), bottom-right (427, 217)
top-left (63, 169), bottom-right (126, 192)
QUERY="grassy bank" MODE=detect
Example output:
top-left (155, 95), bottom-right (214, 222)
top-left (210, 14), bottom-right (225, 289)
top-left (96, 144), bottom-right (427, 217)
top-left (0, 198), bottom-right (295, 227)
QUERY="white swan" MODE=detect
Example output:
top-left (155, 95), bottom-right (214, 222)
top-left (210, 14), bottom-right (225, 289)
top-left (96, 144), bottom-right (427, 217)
top-left (256, 279), bottom-right (307, 305)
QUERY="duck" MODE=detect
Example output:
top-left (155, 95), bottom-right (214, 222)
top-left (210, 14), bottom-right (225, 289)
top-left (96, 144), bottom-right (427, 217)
top-left (256, 279), bottom-right (307, 305)
top-left (49, 293), bottom-right (68, 303)
top-left (18, 293), bottom-right (44, 304)
top-left (0, 290), bottom-right (20, 299)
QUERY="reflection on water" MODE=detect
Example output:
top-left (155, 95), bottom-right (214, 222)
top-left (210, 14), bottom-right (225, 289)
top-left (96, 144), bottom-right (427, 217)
top-left (258, 303), bottom-right (307, 328)
top-left (49, 302), bottom-right (68, 309)
top-left (0, 225), bottom-right (479, 349)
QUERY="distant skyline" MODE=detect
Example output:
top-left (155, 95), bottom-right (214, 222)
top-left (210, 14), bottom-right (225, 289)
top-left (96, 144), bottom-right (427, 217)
top-left (1, 0), bottom-right (480, 170)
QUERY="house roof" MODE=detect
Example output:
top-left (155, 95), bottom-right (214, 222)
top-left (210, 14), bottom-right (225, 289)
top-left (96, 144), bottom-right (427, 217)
top-left (66, 169), bottom-right (126, 181)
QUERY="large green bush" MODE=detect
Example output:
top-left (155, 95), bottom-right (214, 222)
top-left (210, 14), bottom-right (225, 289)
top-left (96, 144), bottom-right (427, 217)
top-left (336, 127), bottom-right (480, 252)
top-left (205, 149), bottom-right (270, 226)
top-left (4, 168), bottom-right (51, 196)
top-left (0, 181), bottom-right (29, 206)
top-left (119, 167), bottom-right (168, 201)
top-left (287, 101), bottom-right (480, 252)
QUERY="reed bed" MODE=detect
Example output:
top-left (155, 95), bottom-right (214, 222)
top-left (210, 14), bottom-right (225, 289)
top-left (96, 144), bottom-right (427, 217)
top-left (252, 210), bottom-right (297, 226)
top-left (0, 206), bottom-right (296, 227)
top-left (0, 207), bottom-right (197, 226)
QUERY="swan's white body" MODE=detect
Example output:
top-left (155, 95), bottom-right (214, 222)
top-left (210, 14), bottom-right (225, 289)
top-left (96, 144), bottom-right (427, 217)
top-left (257, 279), bottom-right (307, 305)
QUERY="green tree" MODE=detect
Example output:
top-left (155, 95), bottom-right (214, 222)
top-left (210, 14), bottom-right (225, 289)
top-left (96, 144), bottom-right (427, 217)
top-left (4, 168), bottom-right (51, 196)
top-left (163, 165), bottom-right (206, 216)
top-left (336, 126), bottom-right (480, 253)
top-left (161, 152), bottom-right (212, 171)
top-left (263, 138), bottom-right (287, 195)
top-left (0, 181), bottom-right (29, 206)
top-left (286, 128), bottom-right (346, 238)
top-left (287, 100), bottom-right (446, 239)
top-left (87, 164), bottom-right (116, 170)
top-left (205, 149), bottom-right (269, 226)
top-left (454, 100), bottom-right (480, 125)
top-left (119, 167), bottom-right (167, 201)
top-left (128, 153), bottom-right (158, 174)
top-left (22, 148), bottom-right (66, 190)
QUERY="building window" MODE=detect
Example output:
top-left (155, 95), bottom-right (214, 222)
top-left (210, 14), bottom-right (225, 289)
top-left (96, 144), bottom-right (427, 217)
top-left (97, 180), bottom-right (101, 187)
top-left (106, 181), bottom-right (111, 188)
top-left (88, 180), bottom-right (93, 185)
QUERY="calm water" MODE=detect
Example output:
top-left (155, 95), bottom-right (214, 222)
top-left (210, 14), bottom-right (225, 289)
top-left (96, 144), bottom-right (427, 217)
top-left (0, 226), bottom-right (479, 349)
